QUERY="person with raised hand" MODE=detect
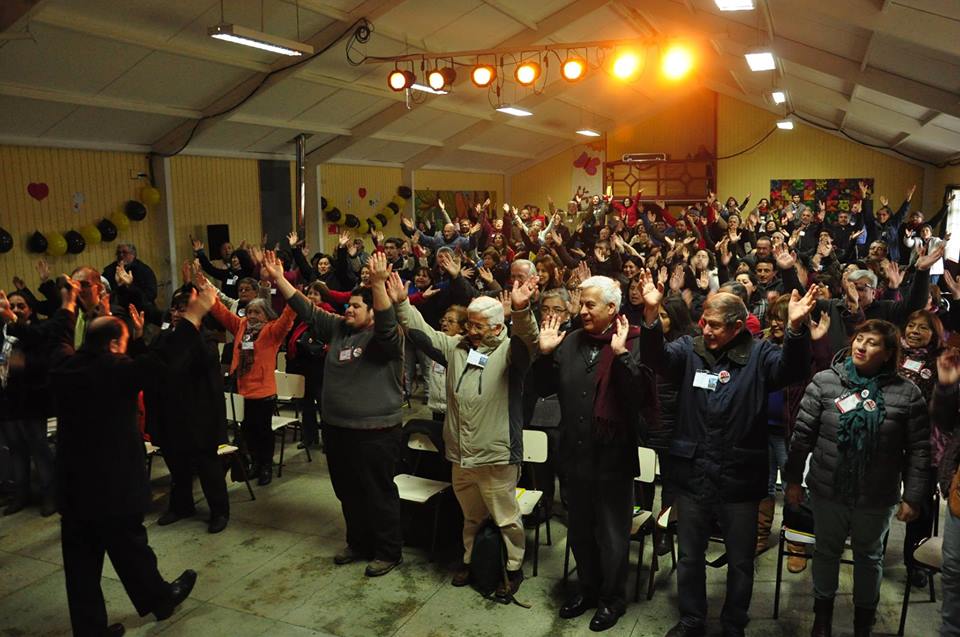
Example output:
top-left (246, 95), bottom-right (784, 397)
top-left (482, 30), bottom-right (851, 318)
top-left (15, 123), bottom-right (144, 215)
top-left (266, 249), bottom-right (405, 578)
top-left (381, 249), bottom-right (540, 600)
top-left (530, 274), bottom-right (656, 632)
top-left (49, 275), bottom-right (217, 636)
top-left (637, 268), bottom-right (814, 637)
top-left (932, 348), bottom-right (960, 636)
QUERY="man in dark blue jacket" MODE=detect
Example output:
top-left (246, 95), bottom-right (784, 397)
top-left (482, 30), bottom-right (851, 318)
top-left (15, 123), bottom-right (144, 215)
top-left (635, 271), bottom-right (816, 637)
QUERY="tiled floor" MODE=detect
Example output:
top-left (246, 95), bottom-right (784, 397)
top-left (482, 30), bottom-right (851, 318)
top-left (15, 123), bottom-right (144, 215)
top-left (0, 402), bottom-right (945, 636)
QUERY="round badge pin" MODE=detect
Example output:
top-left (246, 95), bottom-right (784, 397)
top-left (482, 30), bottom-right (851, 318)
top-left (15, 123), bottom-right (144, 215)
top-left (863, 399), bottom-right (877, 412)
top-left (352, 347), bottom-right (363, 358)
top-left (718, 370), bottom-right (731, 384)
top-left (860, 389), bottom-right (869, 398)
top-left (920, 368), bottom-right (932, 379)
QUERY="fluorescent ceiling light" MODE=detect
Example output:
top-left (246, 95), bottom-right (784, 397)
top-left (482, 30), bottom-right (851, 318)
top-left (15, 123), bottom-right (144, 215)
top-left (411, 83), bottom-right (448, 95)
top-left (771, 90), bottom-right (787, 104)
top-left (576, 128), bottom-right (601, 137)
top-left (745, 51), bottom-right (776, 71)
top-left (496, 104), bottom-right (532, 117)
top-left (208, 23), bottom-right (313, 57)
top-left (776, 119), bottom-right (794, 130)
top-left (715, 0), bottom-right (755, 10)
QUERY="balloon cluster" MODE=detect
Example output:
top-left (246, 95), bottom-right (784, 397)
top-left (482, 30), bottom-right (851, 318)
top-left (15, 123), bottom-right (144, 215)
top-left (19, 185), bottom-right (160, 257)
top-left (323, 186), bottom-right (412, 234)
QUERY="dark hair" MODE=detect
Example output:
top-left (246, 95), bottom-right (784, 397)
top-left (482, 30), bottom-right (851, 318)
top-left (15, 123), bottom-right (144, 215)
top-left (383, 238), bottom-right (403, 249)
top-left (852, 319), bottom-right (902, 372)
top-left (231, 248), bottom-right (255, 276)
top-left (754, 256), bottom-right (776, 270)
top-left (307, 281), bottom-right (327, 296)
top-left (81, 316), bottom-right (127, 353)
top-left (237, 277), bottom-right (258, 291)
top-left (718, 281), bottom-right (749, 306)
top-left (171, 285), bottom-right (195, 310)
top-left (7, 290), bottom-right (34, 313)
top-left (662, 296), bottom-right (695, 340)
top-left (735, 271), bottom-right (758, 287)
top-left (903, 309), bottom-right (944, 349)
top-left (351, 286), bottom-right (374, 309)
top-left (415, 266), bottom-right (433, 284)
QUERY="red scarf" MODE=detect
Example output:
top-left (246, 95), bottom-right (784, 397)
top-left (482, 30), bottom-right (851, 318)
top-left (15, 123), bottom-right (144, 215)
top-left (586, 319), bottom-right (642, 441)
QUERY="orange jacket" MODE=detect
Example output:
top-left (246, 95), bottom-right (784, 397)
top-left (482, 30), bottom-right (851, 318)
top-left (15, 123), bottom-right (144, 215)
top-left (211, 299), bottom-right (295, 399)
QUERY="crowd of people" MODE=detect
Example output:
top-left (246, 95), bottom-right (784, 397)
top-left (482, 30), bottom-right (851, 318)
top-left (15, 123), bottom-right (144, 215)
top-left (1, 182), bottom-right (959, 636)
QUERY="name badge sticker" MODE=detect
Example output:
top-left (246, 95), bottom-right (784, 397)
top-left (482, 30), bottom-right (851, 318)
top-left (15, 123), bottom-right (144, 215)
top-left (241, 341), bottom-right (254, 350)
top-left (693, 370), bottom-right (719, 391)
top-left (467, 349), bottom-right (489, 368)
top-left (338, 349), bottom-right (352, 362)
top-left (835, 392), bottom-right (862, 414)
top-left (226, 276), bottom-right (238, 285)
top-left (902, 358), bottom-right (924, 373)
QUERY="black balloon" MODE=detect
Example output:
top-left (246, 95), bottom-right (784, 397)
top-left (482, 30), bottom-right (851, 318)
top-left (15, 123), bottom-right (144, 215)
top-left (321, 196), bottom-right (328, 211)
top-left (375, 213), bottom-right (389, 227)
top-left (325, 207), bottom-right (342, 223)
top-left (65, 230), bottom-right (86, 254)
top-left (124, 200), bottom-right (147, 221)
top-left (344, 214), bottom-right (360, 229)
top-left (397, 186), bottom-right (412, 199)
top-left (0, 227), bottom-right (12, 253)
top-left (28, 230), bottom-right (48, 254)
top-left (386, 201), bottom-right (400, 214)
top-left (97, 218), bottom-right (118, 242)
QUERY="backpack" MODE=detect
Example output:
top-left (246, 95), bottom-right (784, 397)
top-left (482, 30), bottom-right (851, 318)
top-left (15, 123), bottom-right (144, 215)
top-left (469, 519), bottom-right (506, 599)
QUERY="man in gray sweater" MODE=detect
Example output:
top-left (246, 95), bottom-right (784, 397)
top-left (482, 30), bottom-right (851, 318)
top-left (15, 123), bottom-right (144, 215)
top-left (262, 251), bottom-right (404, 577)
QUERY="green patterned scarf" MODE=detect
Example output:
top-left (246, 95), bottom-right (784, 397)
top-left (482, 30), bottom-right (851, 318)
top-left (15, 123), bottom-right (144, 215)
top-left (835, 357), bottom-right (888, 502)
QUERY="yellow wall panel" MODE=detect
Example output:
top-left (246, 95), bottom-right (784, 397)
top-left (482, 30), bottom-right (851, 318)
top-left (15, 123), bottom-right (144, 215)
top-left (0, 145), bottom-right (168, 298)
top-left (509, 147), bottom-right (579, 210)
top-left (414, 169), bottom-right (504, 196)
top-left (716, 95), bottom-right (925, 210)
top-left (607, 88), bottom-right (716, 161)
top-left (169, 155), bottom-right (263, 269)
top-left (925, 165), bottom-right (960, 217)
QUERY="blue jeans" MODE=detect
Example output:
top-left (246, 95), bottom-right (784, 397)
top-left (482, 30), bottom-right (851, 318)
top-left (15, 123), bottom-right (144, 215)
top-left (768, 434), bottom-right (787, 498)
top-left (810, 494), bottom-right (895, 609)
top-left (943, 509), bottom-right (960, 636)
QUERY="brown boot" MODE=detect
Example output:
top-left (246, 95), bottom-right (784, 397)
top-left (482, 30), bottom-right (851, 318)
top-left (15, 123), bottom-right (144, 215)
top-left (787, 541), bottom-right (808, 573)
top-left (756, 496), bottom-right (775, 554)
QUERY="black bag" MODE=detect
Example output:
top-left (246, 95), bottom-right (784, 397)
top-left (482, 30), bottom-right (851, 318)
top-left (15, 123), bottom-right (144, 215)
top-left (469, 519), bottom-right (507, 598)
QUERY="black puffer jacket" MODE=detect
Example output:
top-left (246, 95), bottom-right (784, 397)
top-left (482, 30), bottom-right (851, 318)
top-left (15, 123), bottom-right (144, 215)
top-left (785, 354), bottom-right (930, 508)
top-left (931, 383), bottom-right (959, 496)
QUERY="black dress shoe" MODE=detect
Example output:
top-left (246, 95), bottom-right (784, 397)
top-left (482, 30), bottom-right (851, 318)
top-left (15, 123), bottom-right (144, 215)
top-left (157, 510), bottom-right (193, 526)
top-left (153, 569), bottom-right (197, 620)
top-left (2, 499), bottom-right (27, 516)
top-left (589, 606), bottom-right (624, 632)
top-left (664, 622), bottom-right (706, 637)
top-left (559, 594), bottom-right (597, 619)
top-left (257, 468), bottom-right (273, 486)
top-left (208, 515), bottom-right (229, 534)
top-left (104, 623), bottom-right (125, 636)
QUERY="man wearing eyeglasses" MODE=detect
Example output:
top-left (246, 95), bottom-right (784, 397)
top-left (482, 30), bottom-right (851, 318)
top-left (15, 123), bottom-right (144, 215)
top-left (103, 243), bottom-right (158, 307)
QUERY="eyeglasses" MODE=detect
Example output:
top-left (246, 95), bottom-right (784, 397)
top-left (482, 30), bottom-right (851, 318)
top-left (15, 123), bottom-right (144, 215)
top-left (541, 306), bottom-right (567, 316)
top-left (465, 321), bottom-right (491, 333)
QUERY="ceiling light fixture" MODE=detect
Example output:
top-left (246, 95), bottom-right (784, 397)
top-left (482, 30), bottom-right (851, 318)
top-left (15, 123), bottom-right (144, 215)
top-left (208, 23), bottom-right (313, 57)
top-left (561, 55), bottom-right (587, 82)
top-left (745, 50), bottom-right (776, 71)
top-left (471, 64), bottom-right (496, 88)
top-left (388, 69), bottom-right (416, 92)
top-left (411, 83), bottom-right (448, 95)
top-left (427, 67), bottom-right (457, 92)
top-left (715, 0), bottom-right (756, 11)
top-left (515, 61), bottom-right (541, 86)
top-left (612, 50), bottom-right (641, 80)
top-left (661, 44), bottom-right (694, 80)
top-left (576, 128), bottom-right (601, 137)
top-left (776, 119), bottom-right (794, 130)
top-left (771, 90), bottom-right (787, 104)
top-left (496, 104), bottom-right (533, 117)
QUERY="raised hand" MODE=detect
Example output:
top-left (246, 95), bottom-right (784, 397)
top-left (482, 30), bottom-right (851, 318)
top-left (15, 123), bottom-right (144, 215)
top-left (477, 266), bottom-right (494, 284)
top-left (809, 310), bottom-right (831, 341)
top-left (422, 285), bottom-right (440, 299)
top-left (191, 235), bottom-right (203, 251)
top-left (115, 262), bottom-right (133, 287)
top-left (879, 195), bottom-right (889, 208)
top-left (401, 216), bottom-right (415, 231)
top-left (906, 184), bottom-right (916, 202)
top-left (12, 276), bottom-right (25, 291)
top-left (936, 348), bottom-right (960, 386)
top-left (367, 251), bottom-right (392, 285)
top-left (638, 268), bottom-right (664, 309)
top-left (287, 231), bottom-right (299, 247)
top-left (511, 275), bottom-right (538, 310)
top-left (610, 315), bottom-right (630, 355)
top-left (128, 303), bottom-right (145, 339)
top-left (787, 287), bottom-right (818, 331)
top-left (568, 287), bottom-right (581, 314)
top-left (461, 266), bottom-right (476, 280)
top-left (437, 198), bottom-right (446, 212)
top-left (669, 266), bottom-right (684, 292)
top-left (850, 228), bottom-right (865, 240)
top-left (384, 271), bottom-right (408, 304)
top-left (916, 243), bottom-right (945, 271)
top-left (261, 250), bottom-right (285, 281)
top-left (249, 245), bottom-right (264, 264)
top-left (437, 251), bottom-right (461, 278)
top-left (539, 313), bottom-right (567, 355)
top-left (774, 243), bottom-right (797, 270)
top-left (36, 258), bottom-right (50, 282)
top-left (574, 260), bottom-right (591, 284)
top-left (338, 231), bottom-right (351, 248)
top-left (942, 269), bottom-right (960, 300)
top-left (883, 260), bottom-right (903, 289)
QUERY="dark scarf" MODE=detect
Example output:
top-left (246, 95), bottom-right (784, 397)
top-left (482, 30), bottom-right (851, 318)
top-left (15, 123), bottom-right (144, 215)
top-left (586, 319), bottom-right (642, 442)
top-left (237, 320), bottom-right (264, 379)
top-left (835, 357), bottom-right (890, 502)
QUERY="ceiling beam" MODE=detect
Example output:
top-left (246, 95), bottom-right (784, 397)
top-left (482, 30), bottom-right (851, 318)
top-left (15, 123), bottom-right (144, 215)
top-left (0, 81), bottom-right (201, 119)
top-left (151, 0), bottom-right (406, 155)
top-left (1, 0), bottom-right (46, 33)
top-left (481, 0), bottom-right (538, 31)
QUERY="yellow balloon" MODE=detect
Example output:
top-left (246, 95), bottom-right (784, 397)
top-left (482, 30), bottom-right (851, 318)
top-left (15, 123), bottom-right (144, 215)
top-left (80, 224), bottom-right (102, 245)
top-left (46, 231), bottom-right (68, 257)
top-left (111, 209), bottom-right (131, 231)
top-left (140, 186), bottom-right (161, 207)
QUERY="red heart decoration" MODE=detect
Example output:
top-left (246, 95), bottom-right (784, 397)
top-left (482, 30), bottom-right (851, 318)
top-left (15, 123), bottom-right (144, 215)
top-left (358, 187), bottom-right (367, 198)
top-left (28, 182), bottom-right (49, 201)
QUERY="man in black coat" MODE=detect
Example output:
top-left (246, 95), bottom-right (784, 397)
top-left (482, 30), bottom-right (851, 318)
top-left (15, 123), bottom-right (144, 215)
top-left (103, 243), bottom-right (158, 307)
top-left (144, 286), bottom-right (230, 534)
top-left (49, 277), bottom-right (214, 636)
top-left (532, 275), bottom-right (656, 632)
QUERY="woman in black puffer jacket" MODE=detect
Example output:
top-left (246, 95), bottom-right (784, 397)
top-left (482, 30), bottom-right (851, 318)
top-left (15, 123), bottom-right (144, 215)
top-left (785, 319), bottom-right (929, 637)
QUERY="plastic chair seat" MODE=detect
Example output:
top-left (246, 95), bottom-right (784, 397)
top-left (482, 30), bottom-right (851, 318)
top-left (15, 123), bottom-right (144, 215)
top-left (217, 444), bottom-right (239, 456)
top-left (914, 537), bottom-right (943, 571)
top-left (631, 510), bottom-right (653, 536)
top-left (394, 474), bottom-right (450, 504)
top-left (516, 488), bottom-right (543, 516)
top-left (271, 416), bottom-right (296, 432)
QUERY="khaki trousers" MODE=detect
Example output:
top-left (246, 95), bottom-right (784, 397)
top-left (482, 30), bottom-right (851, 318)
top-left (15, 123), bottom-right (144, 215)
top-left (452, 463), bottom-right (525, 571)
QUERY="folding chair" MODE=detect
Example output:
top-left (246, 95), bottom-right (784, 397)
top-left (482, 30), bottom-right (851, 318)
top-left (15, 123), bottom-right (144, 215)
top-left (223, 392), bottom-right (256, 499)
top-left (899, 536), bottom-right (942, 636)
top-left (273, 371), bottom-right (307, 476)
top-left (518, 429), bottom-right (551, 577)
top-left (394, 433), bottom-right (451, 561)
top-left (144, 441), bottom-right (161, 479)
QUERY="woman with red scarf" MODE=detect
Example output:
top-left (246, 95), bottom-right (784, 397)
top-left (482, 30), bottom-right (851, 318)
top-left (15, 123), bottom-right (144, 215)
top-left (531, 275), bottom-right (657, 632)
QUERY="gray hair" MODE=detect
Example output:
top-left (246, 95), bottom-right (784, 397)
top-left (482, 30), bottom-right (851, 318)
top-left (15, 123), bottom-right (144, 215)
top-left (848, 269), bottom-right (878, 288)
top-left (703, 292), bottom-right (748, 326)
top-left (467, 295), bottom-right (504, 326)
top-left (118, 243), bottom-right (137, 256)
top-left (541, 287), bottom-right (570, 304)
top-left (245, 297), bottom-right (277, 321)
top-left (579, 275), bottom-right (622, 311)
top-left (512, 259), bottom-right (536, 278)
